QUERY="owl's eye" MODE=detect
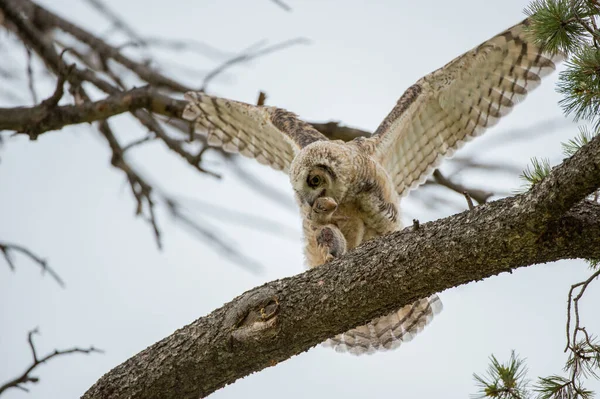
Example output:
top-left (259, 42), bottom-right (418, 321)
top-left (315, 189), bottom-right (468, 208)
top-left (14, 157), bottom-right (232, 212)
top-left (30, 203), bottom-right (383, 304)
top-left (307, 174), bottom-right (322, 188)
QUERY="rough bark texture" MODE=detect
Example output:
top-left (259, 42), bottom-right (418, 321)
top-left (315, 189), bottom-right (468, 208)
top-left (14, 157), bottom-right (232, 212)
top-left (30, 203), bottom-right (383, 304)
top-left (82, 135), bottom-right (600, 399)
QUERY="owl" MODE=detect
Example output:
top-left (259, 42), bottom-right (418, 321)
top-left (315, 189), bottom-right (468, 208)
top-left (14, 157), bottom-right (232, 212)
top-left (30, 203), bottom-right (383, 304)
top-left (182, 18), bottom-right (562, 355)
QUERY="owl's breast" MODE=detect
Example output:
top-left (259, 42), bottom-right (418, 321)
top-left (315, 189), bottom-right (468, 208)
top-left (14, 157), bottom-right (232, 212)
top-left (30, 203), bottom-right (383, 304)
top-left (334, 202), bottom-right (368, 250)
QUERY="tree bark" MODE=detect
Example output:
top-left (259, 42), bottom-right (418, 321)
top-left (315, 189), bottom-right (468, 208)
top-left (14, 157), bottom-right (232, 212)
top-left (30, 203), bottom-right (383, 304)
top-left (82, 135), bottom-right (600, 399)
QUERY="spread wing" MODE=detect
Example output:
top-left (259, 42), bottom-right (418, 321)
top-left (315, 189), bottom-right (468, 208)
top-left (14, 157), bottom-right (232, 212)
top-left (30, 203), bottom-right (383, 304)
top-left (182, 92), bottom-right (328, 173)
top-left (370, 18), bottom-right (564, 196)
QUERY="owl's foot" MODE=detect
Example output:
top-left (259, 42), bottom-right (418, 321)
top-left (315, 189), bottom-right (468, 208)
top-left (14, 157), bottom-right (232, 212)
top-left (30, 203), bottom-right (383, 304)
top-left (316, 224), bottom-right (347, 262)
top-left (310, 197), bottom-right (338, 224)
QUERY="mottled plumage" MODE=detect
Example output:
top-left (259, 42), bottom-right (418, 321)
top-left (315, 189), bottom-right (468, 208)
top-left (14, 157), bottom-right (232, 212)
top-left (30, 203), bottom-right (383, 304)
top-left (182, 18), bottom-right (563, 355)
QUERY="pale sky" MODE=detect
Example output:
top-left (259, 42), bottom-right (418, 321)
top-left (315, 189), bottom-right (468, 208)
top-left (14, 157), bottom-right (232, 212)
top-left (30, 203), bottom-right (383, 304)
top-left (1, 0), bottom-right (599, 398)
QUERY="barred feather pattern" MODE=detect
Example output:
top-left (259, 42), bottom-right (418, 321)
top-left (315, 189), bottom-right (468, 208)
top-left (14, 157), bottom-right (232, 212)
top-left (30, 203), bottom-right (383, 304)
top-left (182, 92), bottom-right (327, 173)
top-left (323, 295), bottom-right (443, 355)
top-left (372, 18), bottom-right (565, 197)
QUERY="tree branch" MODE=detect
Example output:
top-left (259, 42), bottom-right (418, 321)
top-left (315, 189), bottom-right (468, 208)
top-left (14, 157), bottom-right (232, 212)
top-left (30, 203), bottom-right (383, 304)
top-left (0, 241), bottom-right (64, 287)
top-left (82, 135), bottom-right (600, 399)
top-left (0, 86), bottom-right (372, 144)
top-left (19, 0), bottom-right (192, 92)
top-left (0, 328), bottom-right (101, 395)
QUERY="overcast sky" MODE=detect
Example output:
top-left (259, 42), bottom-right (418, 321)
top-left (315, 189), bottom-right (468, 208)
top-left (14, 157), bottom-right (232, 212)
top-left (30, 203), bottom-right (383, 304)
top-left (1, 0), bottom-right (599, 398)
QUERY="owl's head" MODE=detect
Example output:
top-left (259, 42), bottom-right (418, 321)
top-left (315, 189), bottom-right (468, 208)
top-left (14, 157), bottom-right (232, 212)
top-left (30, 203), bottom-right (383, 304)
top-left (289, 141), bottom-right (357, 208)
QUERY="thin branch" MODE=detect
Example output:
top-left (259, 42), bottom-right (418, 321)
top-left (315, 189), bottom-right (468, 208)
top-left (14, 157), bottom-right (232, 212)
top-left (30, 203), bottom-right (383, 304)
top-left (269, 0), bottom-right (292, 12)
top-left (202, 38), bottom-right (310, 91)
top-left (565, 268), bottom-right (600, 352)
top-left (128, 37), bottom-right (235, 61)
top-left (307, 120), bottom-right (371, 141)
top-left (176, 196), bottom-right (300, 239)
top-left (101, 120), bottom-right (163, 249)
top-left (0, 328), bottom-right (102, 395)
top-left (25, 48), bottom-right (37, 104)
top-left (463, 191), bottom-right (475, 210)
top-left (84, 0), bottom-right (146, 47)
top-left (20, 0), bottom-right (192, 92)
top-left (0, 241), bottom-right (65, 287)
top-left (163, 199), bottom-right (264, 273)
top-left (227, 157), bottom-right (297, 212)
top-left (431, 170), bottom-right (493, 204)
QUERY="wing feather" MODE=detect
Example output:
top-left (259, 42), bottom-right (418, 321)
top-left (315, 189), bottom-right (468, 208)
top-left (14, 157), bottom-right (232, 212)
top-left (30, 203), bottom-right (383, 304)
top-left (371, 18), bottom-right (564, 196)
top-left (323, 295), bottom-right (443, 355)
top-left (182, 92), bottom-right (328, 173)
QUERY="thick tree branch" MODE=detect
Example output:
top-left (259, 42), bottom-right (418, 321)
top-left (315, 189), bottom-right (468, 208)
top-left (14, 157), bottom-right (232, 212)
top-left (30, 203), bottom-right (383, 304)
top-left (0, 86), bottom-right (180, 136)
top-left (82, 136), bottom-right (600, 399)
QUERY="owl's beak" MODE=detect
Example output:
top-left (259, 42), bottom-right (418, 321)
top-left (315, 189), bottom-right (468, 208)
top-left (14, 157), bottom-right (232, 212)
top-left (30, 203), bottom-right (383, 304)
top-left (305, 189), bottom-right (325, 207)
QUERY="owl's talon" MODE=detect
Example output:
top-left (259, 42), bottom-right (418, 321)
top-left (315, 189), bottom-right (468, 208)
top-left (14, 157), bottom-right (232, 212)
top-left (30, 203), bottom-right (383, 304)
top-left (316, 225), bottom-right (347, 260)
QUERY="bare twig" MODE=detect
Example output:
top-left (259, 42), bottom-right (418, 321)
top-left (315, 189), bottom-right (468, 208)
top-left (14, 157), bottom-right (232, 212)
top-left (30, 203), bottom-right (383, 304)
top-left (431, 170), bottom-right (493, 204)
top-left (463, 191), bottom-right (475, 210)
top-left (126, 37), bottom-right (234, 61)
top-left (270, 0), bottom-right (292, 11)
top-left (177, 196), bottom-right (299, 239)
top-left (0, 328), bottom-right (102, 395)
top-left (412, 219), bottom-right (420, 230)
top-left (201, 38), bottom-right (310, 91)
top-left (122, 134), bottom-right (156, 152)
top-left (101, 121), bottom-right (163, 249)
top-left (84, 0), bottom-right (146, 46)
top-left (20, 0), bottom-right (192, 92)
top-left (25, 48), bottom-right (37, 104)
top-left (256, 91), bottom-right (267, 106)
top-left (0, 241), bottom-right (65, 287)
top-left (163, 199), bottom-right (264, 273)
top-left (227, 157), bottom-right (297, 211)
top-left (308, 121), bottom-right (371, 141)
top-left (565, 268), bottom-right (600, 352)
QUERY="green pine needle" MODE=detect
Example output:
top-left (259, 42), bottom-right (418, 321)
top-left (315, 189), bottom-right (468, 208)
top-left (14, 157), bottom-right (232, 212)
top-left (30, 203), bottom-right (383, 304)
top-left (473, 351), bottom-right (530, 399)
top-left (589, 259), bottom-right (600, 269)
top-left (520, 158), bottom-right (552, 190)
top-left (525, 0), bottom-right (590, 55)
top-left (534, 375), bottom-right (576, 399)
top-left (561, 126), bottom-right (598, 157)
top-left (557, 47), bottom-right (600, 125)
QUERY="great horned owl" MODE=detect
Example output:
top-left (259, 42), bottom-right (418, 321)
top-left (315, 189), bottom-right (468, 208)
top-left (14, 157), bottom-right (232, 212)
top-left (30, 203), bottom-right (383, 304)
top-left (182, 18), bottom-right (562, 355)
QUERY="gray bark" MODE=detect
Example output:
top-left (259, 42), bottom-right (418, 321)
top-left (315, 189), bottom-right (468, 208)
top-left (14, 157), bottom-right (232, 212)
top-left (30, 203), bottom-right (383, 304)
top-left (82, 135), bottom-right (600, 399)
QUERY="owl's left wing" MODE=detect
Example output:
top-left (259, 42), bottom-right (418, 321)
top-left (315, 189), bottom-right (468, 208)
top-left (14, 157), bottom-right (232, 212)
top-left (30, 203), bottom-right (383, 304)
top-left (370, 18), bottom-right (564, 197)
top-left (182, 92), bottom-right (328, 173)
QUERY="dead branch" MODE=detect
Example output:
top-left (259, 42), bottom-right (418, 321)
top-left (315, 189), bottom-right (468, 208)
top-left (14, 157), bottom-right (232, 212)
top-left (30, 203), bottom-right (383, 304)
top-left (431, 170), bottom-right (493, 204)
top-left (163, 199), bottom-right (264, 273)
top-left (18, 0), bottom-right (191, 92)
top-left (0, 241), bottom-right (64, 287)
top-left (201, 37), bottom-right (310, 91)
top-left (84, 0), bottom-right (146, 47)
top-left (0, 328), bottom-right (101, 396)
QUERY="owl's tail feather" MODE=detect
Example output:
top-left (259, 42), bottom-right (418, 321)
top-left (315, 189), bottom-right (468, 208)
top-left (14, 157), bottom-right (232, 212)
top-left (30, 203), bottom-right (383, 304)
top-left (322, 294), bottom-right (442, 355)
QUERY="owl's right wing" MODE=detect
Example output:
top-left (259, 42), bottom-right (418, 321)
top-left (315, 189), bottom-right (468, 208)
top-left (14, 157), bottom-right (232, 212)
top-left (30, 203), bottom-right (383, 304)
top-left (370, 18), bottom-right (564, 197)
top-left (183, 92), bottom-right (329, 173)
